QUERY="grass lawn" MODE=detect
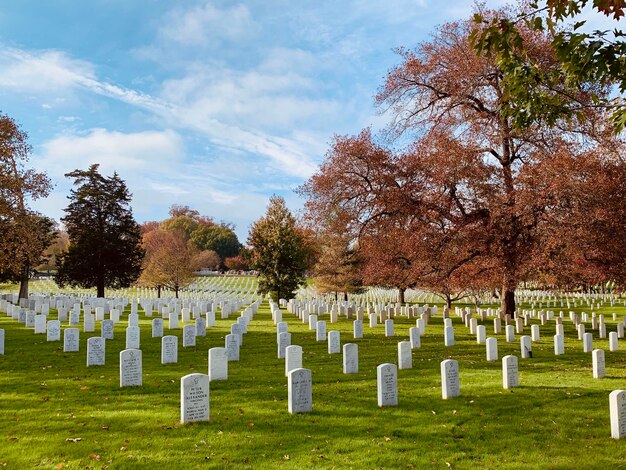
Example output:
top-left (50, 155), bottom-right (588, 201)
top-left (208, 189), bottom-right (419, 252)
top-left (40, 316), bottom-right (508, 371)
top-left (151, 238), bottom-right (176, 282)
top-left (1, 288), bottom-right (625, 469)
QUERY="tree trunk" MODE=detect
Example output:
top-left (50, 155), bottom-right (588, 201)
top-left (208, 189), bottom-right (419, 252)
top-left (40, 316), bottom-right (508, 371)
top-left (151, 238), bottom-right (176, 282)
top-left (157, 285), bottom-right (162, 298)
top-left (398, 287), bottom-right (406, 305)
top-left (501, 276), bottom-right (516, 318)
top-left (18, 264), bottom-right (29, 300)
top-left (446, 295), bottom-right (452, 309)
top-left (97, 278), bottom-right (105, 298)
top-left (175, 286), bottom-right (179, 299)
top-left (342, 291), bottom-right (348, 302)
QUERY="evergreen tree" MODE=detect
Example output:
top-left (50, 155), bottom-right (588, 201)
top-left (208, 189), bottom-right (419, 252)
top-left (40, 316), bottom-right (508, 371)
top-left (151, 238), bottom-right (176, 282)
top-left (248, 196), bottom-right (309, 301)
top-left (57, 164), bottom-right (144, 297)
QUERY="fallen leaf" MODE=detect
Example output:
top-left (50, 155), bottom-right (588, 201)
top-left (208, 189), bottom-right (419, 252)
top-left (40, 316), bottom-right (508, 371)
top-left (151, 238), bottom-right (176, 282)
top-left (120, 446), bottom-right (127, 452)
top-left (384, 436), bottom-right (391, 442)
top-left (282, 455), bottom-right (290, 461)
top-left (56, 464), bottom-right (64, 470)
top-left (101, 425), bottom-right (109, 430)
top-left (247, 422), bottom-right (254, 428)
top-left (88, 454), bottom-right (102, 461)
top-left (80, 386), bottom-right (90, 391)
top-left (66, 438), bottom-right (83, 443)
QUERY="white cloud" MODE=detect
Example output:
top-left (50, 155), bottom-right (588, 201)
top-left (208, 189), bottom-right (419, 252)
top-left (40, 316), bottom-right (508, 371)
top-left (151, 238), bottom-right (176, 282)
top-left (159, 2), bottom-right (255, 46)
top-left (37, 128), bottom-right (185, 178)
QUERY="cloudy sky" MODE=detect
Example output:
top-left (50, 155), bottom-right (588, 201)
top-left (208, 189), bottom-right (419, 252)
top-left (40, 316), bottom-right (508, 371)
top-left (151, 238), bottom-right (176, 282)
top-left (1, 0), bottom-right (507, 241)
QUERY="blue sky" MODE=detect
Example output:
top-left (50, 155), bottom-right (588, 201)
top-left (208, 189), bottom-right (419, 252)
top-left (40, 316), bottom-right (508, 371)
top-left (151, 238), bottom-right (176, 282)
top-left (0, 0), bottom-right (508, 241)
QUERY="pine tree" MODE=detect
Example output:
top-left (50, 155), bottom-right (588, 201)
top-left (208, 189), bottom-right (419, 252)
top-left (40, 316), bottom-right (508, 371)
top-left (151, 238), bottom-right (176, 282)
top-left (57, 164), bottom-right (144, 297)
top-left (248, 196), bottom-right (310, 301)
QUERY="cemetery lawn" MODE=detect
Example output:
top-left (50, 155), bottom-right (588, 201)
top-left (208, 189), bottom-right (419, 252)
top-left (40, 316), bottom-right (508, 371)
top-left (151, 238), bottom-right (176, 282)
top-left (2, 297), bottom-right (626, 468)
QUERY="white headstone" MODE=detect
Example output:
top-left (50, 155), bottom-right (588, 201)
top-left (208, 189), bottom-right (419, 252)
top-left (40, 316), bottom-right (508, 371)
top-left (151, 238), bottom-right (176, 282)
top-left (169, 312), bottom-right (179, 330)
top-left (285, 345), bottom-right (303, 377)
top-left (278, 332), bottom-right (291, 359)
top-left (83, 313), bottom-right (95, 333)
top-left (308, 314), bottom-right (318, 330)
top-left (441, 359), bottom-right (460, 399)
top-left (101, 319), bottom-right (114, 340)
top-left (493, 317), bottom-right (502, 334)
top-left (183, 324), bottom-right (196, 347)
top-left (384, 319), bottom-right (394, 337)
top-left (208, 347), bottom-right (228, 381)
top-left (593, 349), bottom-right (606, 378)
top-left (486, 337), bottom-right (498, 361)
top-left (180, 373), bottom-right (210, 423)
top-left (87, 337), bottom-right (105, 366)
top-left (0, 329), bottom-right (4, 354)
top-left (583, 332), bottom-right (593, 352)
top-left (610, 331), bottom-right (619, 351)
top-left (554, 334), bottom-right (565, 355)
top-left (609, 390), bottom-right (626, 439)
top-left (502, 355), bottom-right (518, 389)
top-left (63, 328), bottom-right (79, 352)
top-left (398, 341), bottom-right (412, 370)
top-left (125, 326), bottom-right (140, 349)
top-left (120, 349), bottom-right (142, 387)
top-left (505, 325), bottom-right (515, 343)
top-left (476, 325), bottom-right (486, 344)
top-left (288, 368), bottom-right (312, 414)
top-left (161, 335), bottom-right (178, 364)
top-left (316, 321), bottom-right (326, 342)
top-left (520, 335), bottom-right (532, 358)
top-left (353, 319), bottom-right (363, 339)
top-left (195, 317), bottom-right (206, 337)
top-left (409, 327), bottom-right (421, 349)
top-left (47, 320), bottom-right (60, 342)
top-left (343, 343), bottom-right (358, 374)
top-left (328, 330), bottom-right (340, 354)
top-left (444, 326), bottom-right (454, 346)
top-left (377, 363), bottom-right (398, 407)
top-left (152, 318), bottom-right (164, 338)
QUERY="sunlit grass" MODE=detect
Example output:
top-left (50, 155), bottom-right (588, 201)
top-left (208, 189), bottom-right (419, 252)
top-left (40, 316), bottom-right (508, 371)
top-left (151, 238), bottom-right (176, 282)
top-left (1, 287), bottom-right (625, 468)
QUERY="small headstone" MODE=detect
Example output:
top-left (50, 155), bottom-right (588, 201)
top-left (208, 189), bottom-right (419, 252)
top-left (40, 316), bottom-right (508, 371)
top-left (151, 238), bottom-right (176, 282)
top-left (195, 317), bottom-right (206, 337)
top-left (610, 331), bottom-right (619, 351)
top-left (486, 337), bottom-right (498, 361)
top-left (531, 324), bottom-right (540, 342)
top-left (554, 334), bottom-right (565, 355)
top-left (101, 319), bottom-right (114, 340)
top-left (444, 326), bottom-right (454, 346)
top-left (353, 319), bottom-right (363, 339)
top-left (119, 349), bottom-right (142, 387)
top-left (377, 363), bottom-right (398, 407)
top-left (505, 325), bottom-right (515, 343)
top-left (398, 341), bottom-right (412, 369)
top-left (609, 390), bottom-right (626, 439)
top-left (308, 314), bottom-right (318, 330)
top-left (583, 332), bottom-right (593, 352)
top-left (83, 313), bottom-right (95, 333)
top-left (183, 324), bottom-right (196, 347)
top-left (384, 319), bottom-right (394, 337)
top-left (409, 327), bottom-right (421, 349)
top-left (288, 368), bottom-right (312, 414)
top-left (128, 313), bottom-right (139, 327)
top-left (34, 315), bottom-right (46, 334)
top-left (278, 332), bottom-right (291, 359)
top-left (441, 359), bottom-right (460, 399)
top-left (476, 325), bottom-right (486, 344)
top-left (169, 312), bottom-right (179, 330)
top-left (208, 347), bottom-right (228, 381)
top-left (87, 337), bottom-right (105, 366)
top-left (125, 326), bottom-right (140, 349)
top-left (343, 343), bottom-right (358, 374)
top-left (328, 331), bottom-right (340, 354)
top-left (520, 336), bottom-right (532, 358)
top-left (180, 373), bottom-right (210, 423)
top-left (593, 349), bottom-right (606, 378)
top-left (63, 328), bottom-right (79, 352)
top-left (0, 329), bottom-right (4, 354)
top-left (316, 321), bottom-right (326, 342)
top-left (152, 318), bottom-right (164, 338)
top-left (285, 345), bottom-right (303, 377)
top-left (502, 355), bottom-right (519, 389)
top-left (161, 335), bottom-right (178, 364)
top-left (47, 320), bottom-right (60, 342)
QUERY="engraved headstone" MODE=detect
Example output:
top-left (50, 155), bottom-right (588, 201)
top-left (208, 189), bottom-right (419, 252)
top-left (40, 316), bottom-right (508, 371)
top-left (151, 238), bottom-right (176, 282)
top-left (409, 327), bottom-right (421, 349)
top-left (486, 337), bottom-right (498, 361)
top-left (520, 335), bottom-right (532, 358)
top-left (63, 328), bottom-right (79, 352)
top-left (181, 373), bottom-right (210, 423)
top-left (120, 349), bottom-right (142, 387)
top-left (554, 334), bottom-right (565, 355)
top-left (285, 345), bottom-right (303, 377)
top-left (161, 335), bottom-right (178, 364)
top-left (593, 349), bottom-right (606, 379)
top-left (183, 324), bottom-right (196, 347)
top-left (441, 359), bottom-right (460, 399)
top-left (343, 343), bottom-right (358, 374)
top-left (152, 318), bottom-right (164, 338)
top-left (125, 326), bottom-right (140, 349)
top-left (353, 319), bottom-right (363, 339)
top-left (278, 332), bottom-right (291, 359)
top-left (377, 363), bottom-right (398, 407)
top-left (328, 330), bottom-right (340, 354)
top-left (398, 341), bottom-right (412, 369)
top-left (87, 337), bottom-right (105, 366)
top-left (502, 355), bottom-right (518, 389)
top-left (47, 320), bottom-right (60, 342)
top-left (101, 319), bottom-right (114, 340)
top-left (288, 368), bottom-right (312, 414)
top-left (208, 347), bottom-right (228, 381)
top-left (609, 390), bottom-right (626, 439)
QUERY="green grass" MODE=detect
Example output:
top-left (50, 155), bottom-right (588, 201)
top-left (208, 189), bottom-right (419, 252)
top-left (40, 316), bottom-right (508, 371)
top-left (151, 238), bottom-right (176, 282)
top-left (1, 288), bottom-right (626, 468)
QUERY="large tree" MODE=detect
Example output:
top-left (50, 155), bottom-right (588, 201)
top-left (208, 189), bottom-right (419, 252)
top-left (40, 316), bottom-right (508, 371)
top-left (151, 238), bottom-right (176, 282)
top-left (248, 196), bottom-right (310, 300)
top-left (304, 14), bottom-right (620, 317)
top-left (0, 114), bottom-right (53, 299)
top-left (57, 164), bottom-right (144, 297)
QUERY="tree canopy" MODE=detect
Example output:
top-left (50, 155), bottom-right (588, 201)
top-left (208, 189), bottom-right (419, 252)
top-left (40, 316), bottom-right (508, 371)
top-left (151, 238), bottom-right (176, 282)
top-left (248, 196), bottom-right (310, 301)
top-left (57, 164), bottom-right (144, 297)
